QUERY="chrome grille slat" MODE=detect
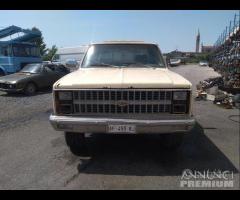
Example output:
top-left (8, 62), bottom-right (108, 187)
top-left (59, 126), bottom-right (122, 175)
top-left (164, 91), bottom-right (166, 112)
top-left (73, 90), bottom-right (173, 114)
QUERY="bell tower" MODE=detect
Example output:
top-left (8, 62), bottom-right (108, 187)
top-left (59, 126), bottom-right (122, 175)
top-left (196, 29), bottom-right (200, 53)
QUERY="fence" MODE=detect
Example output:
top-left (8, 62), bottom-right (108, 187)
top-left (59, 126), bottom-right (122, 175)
top-left (211, 11), bottom-right (240, 91)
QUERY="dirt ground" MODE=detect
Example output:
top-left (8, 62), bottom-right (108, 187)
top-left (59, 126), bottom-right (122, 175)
top-left (0, 64), bottom-right (239, 189)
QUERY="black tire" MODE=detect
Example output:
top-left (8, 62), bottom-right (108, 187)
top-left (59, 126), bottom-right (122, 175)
top-left (6, 91), bottom-right (15, 95)
top-left (24, 82), bottom-right (37, 96)
top-left (0, 70), bottom-right (5, 77)
top-left (65, 132), bottom-right (86, 156)
top-left (160, 133), bottom-right (184, 150)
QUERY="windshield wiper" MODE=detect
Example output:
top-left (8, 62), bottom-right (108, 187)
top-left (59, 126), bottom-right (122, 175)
top-left (87, 63), bottom-right (164, 68)
top-left (125, 63), bottom-right (163, 68)
top-left (88, 63), bottom-right (119, 68)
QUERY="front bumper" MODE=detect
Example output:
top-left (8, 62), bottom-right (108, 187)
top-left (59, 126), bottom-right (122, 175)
top-left (0, 88), bottom-right (23, 92)
top-left (49, 114), bottom-right (195, 134)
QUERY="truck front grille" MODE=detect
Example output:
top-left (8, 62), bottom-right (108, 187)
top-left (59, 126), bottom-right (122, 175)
top-left (72, 90), bottom-right (173, 114)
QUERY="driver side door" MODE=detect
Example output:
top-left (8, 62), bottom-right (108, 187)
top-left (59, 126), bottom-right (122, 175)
top-left (40, 65), bottom-right (59, 87)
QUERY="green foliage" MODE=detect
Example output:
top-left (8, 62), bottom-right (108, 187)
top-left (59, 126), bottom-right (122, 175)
top-left (186, 53), bottom-right (211, 63)
top-left (28, 27), bottom-right (58, 61)
top-left (43, 45), bottom-right (58, 61)
top-left (197, 53), bottom-right (211, 62)
top-left (29, 27), bottom-right (48, 56)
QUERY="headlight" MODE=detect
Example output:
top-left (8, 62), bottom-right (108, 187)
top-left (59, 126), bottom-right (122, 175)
top-left (173, 91), bottom-right (187, 100)
top-left (8, 84), bottom-right (16, 89)
top-left (58, 91), bottom-right (72, 100)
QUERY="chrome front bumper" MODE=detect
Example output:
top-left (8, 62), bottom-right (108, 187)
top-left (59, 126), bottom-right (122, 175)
top-left (49, 114), bottom-right (195, 134)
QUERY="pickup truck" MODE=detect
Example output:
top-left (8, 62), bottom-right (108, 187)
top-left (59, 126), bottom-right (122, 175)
top-left (49, 41), bottom-right (195, 155)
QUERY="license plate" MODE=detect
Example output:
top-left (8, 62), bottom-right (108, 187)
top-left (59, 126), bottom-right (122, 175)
top-left (108, 125), bottom-right (136, 133)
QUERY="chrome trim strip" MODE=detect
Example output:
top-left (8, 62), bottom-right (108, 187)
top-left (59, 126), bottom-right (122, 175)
top-left (54, 88), bottom-right (192, 91)
top-left (49, 114), bottom-right (196, 133)
top-left (50, 114), bottom-right (195, 125)
top-left (72, 100), bottom-right (172, 104)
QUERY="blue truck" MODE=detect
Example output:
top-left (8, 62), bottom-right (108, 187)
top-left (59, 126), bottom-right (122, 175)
top-left (0, 26), bottom-right (42, 76)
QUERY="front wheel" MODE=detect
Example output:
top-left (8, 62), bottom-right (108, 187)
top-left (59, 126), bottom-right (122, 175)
top-left (160, 133), bottom-right (184, 150)
top-left (0, 70), bottom-right (5, 77)
top-left (65, 132), bottom-right (86, 156)
top-left (24, 82), bottom-right (37, 95)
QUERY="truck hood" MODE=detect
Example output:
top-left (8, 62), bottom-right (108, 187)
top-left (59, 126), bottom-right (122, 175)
top-left (54, 67), bottom-right (192, 89)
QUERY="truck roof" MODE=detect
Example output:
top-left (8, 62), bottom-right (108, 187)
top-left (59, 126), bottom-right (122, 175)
top-left (91, 41), bottom-right (158, 45)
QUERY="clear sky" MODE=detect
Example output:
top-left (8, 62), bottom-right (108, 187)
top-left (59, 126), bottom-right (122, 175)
top-left (0, 10), bottom-right (238, 53)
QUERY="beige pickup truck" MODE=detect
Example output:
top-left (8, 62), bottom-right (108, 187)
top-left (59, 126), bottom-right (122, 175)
top-left (49, 41), bottom-right (195, 155)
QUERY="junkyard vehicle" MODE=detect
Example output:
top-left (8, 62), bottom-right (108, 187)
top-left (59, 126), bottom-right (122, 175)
top-left (169, 58), bottom-right (182, 66)
top-left (199, 61), bottom-right (208, 66)
top-left (0, 63), bottom-right (70, 95)
top-left (49, 41), bottom-right (195, 155)
top-left (0, 26), bottom-right (42, 76)
top-left (65, 59), bottom-right (79, 68)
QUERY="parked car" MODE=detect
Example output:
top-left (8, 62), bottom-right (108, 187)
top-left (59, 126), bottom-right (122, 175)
top-left (199, 61), bottom-right (208, 66)
top-left (0, 63), bottom-right (70, 95)
top-left (49, 41), bottom-right (195, 155)
top-left (65, 59), bottom-right (79, 69)
top-left (169, 58), bottom-right (181, 66)
top-left (42, 61), bottom-right (52, 64)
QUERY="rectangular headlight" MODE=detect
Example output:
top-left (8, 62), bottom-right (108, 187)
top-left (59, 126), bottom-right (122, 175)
top-left (8, 84), bottom-right (15, 89)
top-left (58, 91), bottom-right (72, 100)
top-left (173, 91), bottom-right (187, 100)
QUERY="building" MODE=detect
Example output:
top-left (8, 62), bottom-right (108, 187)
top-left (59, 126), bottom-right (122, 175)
top-left (165, 50), bottom-right (185, 58)
top-left (201, 44), bottom-right (214, 53)
top-left (166, 50), bottom-right (198, 58)
top-left (196, 29), bottom-right (200, 53)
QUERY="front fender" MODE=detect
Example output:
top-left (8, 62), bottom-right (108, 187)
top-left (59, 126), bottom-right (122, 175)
top-left (17, 77), bottom-right (38, 89)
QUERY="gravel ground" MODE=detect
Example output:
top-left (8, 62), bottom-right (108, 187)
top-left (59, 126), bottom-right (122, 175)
top-left (0, 64), bottom-right (239, 190)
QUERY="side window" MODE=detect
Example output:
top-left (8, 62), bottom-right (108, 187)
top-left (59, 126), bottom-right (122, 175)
top-left (25, 47), bottom-right (31, 57)
top-left (30, 46), bottom-right (40, 57)
top-left (13, 45), bottom-right (27, 57)
top-left (13, 46), bottom-right (20, 57)
top-left (47, 65), bottom-right (56, 71)
top-left (12, 44), bottom-right (40, 57)
top-left (43, 65), bottom-right (54, 72)
top-left (0, 45), bottom-right (12, 56)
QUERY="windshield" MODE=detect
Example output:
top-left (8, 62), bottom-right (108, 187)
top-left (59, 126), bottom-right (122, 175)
top-left (81, 44), bottom-right (165, 68)
top-left (20, 63), bottom-right (42, 73)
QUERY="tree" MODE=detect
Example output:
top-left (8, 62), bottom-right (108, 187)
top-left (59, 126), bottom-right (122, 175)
top-left (197, 53), bottom-right (211, 62)
top-left (29, 27), bottom-right (48, 56)
top-left (28, 27), bottom-right (57, 61)
top-left (43, 45), bottom-right (58, 61)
